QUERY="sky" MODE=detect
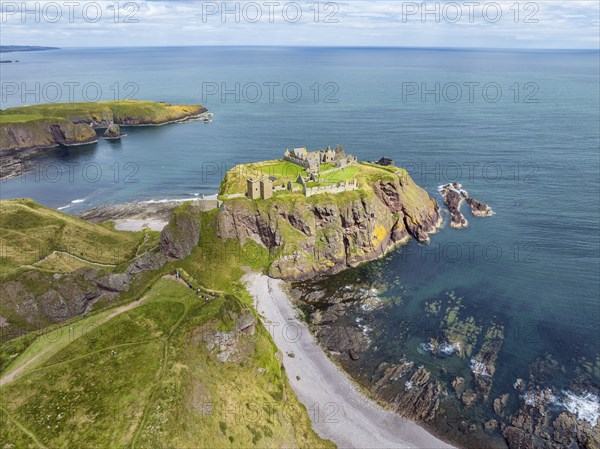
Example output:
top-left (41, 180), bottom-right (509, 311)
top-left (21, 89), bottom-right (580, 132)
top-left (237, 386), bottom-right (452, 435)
top-left (1, 0), bottom-right (599, 49)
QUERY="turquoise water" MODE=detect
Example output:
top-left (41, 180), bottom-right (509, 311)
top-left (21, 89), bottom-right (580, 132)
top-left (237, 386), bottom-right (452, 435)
top-left (1, 47), bottom-right (599, 447)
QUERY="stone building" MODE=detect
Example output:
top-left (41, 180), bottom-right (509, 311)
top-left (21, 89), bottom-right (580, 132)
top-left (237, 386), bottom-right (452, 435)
top-left (247, 178), bottom-right (260, 200)
top-left (260, 178), bottom-right (273, 199)
top-left (246, 177), bottom-right (273, 200)
top-left (283, 145), bottom-right (356, 174)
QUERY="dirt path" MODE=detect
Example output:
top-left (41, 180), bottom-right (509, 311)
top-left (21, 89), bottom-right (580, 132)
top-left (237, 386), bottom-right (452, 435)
top-left (0, 288), bottom-right (150, 388)
top-left (33, 250), bottom-right (118, 268)
top-left (244, 272), bottom-right (456, 449)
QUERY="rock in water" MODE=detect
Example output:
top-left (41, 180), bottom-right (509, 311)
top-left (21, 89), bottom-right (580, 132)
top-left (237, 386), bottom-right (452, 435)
top-left (466, 197), bottom-right (493, 217)
top-left (103, 123), bottom-right (122, 139)
top-left (441, 183), bottom-right (493, 228)
top-left (441, 183), bottom-right (469, 228)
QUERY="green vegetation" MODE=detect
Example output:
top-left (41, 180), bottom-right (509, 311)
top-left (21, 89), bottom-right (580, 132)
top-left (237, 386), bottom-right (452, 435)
top-left (220, 159), bottom-right (400, 197)
top-left (0, 100), bottom-right (205, 126)
top-left (0, 197), bottom-right (332, 448)
top-left (0, 101), bottom-right (207, 154)
top-left (0, 199), bottom-right (145, 278)
top-left (177, 209), bottom-right (271, 295)
top-left (0, 278), bottom-right (332, 449)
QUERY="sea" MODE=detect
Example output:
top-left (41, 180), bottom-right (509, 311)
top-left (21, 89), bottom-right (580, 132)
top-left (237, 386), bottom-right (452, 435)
top-left (1, 46), bottom-right (599, 448)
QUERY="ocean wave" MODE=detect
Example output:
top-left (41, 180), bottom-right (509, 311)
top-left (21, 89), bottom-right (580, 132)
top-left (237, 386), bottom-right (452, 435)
top-left (418, 341), bottom-right (460, 356)
top-left (140, 194), bottom-right (219, 204)
top-left (57, 198), bottom-right (86, 210)
top-left (561, 391), bottom-right (599, 426)
top-left (470, 358), bottom-right (491, 377)
top-left (518, 387), bottom-right (599, 426)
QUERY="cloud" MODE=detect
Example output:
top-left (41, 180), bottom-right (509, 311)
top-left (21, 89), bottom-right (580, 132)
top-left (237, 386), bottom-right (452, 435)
top-left (0, 0), bottom-right (598, 48)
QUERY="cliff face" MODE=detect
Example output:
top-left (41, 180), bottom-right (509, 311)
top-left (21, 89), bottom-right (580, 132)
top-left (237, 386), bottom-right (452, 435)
top-left (0, 118), bottom-right (98, 152)
top-left (0, 101), bottom-right (208, 179)
top-left (217, 173), bottom-right (440, 281)
top-left (160, 204), bottom-right (201, 260)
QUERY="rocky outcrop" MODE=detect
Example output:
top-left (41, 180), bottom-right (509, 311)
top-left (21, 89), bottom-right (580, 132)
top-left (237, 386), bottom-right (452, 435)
top-left (0, 267), bottom-right (130, 331)
top-left (441, 183), bottom-right (493, 228)
top-left (441, 183), bottom-right (468, 228)
top-left (126, 251), bottom-right (166, 275)
top-left (217, 173), bottom-right (440, 281)
top-left (316, 323), bottom-right (370, 361)
top-left (160, 205), bottom-right (200, 260)
top-left (102, 123), bottom-right (124, 139)
top-left (501, 355), bottom-right (600, 449)
top-left (371, 362), bottom-right (443, 422)
top-left (192, 308), bottom-right (257, 363)
top-left (466, 197), bottom-right (492, 217)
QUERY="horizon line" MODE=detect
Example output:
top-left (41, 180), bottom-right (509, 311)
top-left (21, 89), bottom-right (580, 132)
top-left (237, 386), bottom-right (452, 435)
top-left (4, 44), bottom-right (599, 52)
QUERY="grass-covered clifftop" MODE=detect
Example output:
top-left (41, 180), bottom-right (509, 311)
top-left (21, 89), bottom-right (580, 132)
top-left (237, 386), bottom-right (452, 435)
top-left (0, 199), bottom-right (332, 449)
top-left (1, 100), bottom-right (207, 130)
top-left (0, 277), bottom-right (331, 449)
top-left (0, 198), bottom-right (161, 335)
top-left (217, 161), bottom-right (441, 280)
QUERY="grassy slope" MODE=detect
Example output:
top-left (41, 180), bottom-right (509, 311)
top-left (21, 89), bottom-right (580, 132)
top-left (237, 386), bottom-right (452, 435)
top-left (0, 199), bottom-right (148, 278)
top-left (0, 200), bottom-right (332, 448)
top-left (0, 100), bottom-right (205, 125)
top-left (0, 278), bottom-right (332, 449)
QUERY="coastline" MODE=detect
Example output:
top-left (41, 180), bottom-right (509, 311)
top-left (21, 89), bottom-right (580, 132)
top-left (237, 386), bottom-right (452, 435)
top-left (243, 271), bottom-right (457, 449)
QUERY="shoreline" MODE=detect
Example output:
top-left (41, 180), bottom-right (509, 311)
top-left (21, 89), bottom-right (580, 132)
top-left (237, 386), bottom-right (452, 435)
top-left (0, 110), bottom-right (209, 180)
top-left (244, 271), bottom-right (457, 449)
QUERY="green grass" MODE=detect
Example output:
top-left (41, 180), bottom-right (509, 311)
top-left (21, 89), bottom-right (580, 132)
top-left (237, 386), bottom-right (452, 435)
top-left (320, 165), bottom-right (361, 184)
top-left (0, 278), bottom-right (332, 449)
top-left (0, 100), bottom-right (205, 126)
top-left (220, 159), bottom-right (308, 196)
top-left (0, 199), bottom-right (144, 278)
top-left (220, 159), bottom-right (401, 198)
top-left (177, 210), bottom-right (271, 296)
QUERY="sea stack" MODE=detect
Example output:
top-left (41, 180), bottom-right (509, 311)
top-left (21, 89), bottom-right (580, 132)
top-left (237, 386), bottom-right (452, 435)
top-left (103, 123), bottom-right (123, 139)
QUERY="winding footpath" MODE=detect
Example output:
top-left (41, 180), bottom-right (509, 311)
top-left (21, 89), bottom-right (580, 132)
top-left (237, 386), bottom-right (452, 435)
top-left (244, 272), bottom-right (456, 449)
top-left (0, 287), bottom-right (150, 388)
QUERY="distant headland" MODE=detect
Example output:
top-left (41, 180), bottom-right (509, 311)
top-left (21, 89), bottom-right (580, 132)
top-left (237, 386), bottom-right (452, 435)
top-left (0, 45), bottom-right (59, 53)
top-left (0, 100), bottom-right (209, 179)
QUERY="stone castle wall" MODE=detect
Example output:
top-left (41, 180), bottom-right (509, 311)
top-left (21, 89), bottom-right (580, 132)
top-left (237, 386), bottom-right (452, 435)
top-left (304, 179), bottom-right (358, 198)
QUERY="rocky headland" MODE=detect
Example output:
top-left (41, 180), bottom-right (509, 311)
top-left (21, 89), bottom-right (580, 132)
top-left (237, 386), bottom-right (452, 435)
top-left (0, 100), bottom-right (208, 179)
top-left (217, 165), bottom-right (441, 281)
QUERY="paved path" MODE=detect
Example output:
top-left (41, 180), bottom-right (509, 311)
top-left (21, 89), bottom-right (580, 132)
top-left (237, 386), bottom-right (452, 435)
top-left (244, 272), bottom-right (456, 449)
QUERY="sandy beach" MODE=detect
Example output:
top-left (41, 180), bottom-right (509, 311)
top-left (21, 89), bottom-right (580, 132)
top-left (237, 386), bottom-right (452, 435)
top-left (244, 272), bottom-right (456, 449)
top-left (114, 218), bottom-right (168, 232)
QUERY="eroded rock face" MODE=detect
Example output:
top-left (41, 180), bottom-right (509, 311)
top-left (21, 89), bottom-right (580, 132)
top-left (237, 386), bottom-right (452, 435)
top-left (126, 251), bottom-right (166, 275)
top-left (0, 267), bottom-right (131, 332)
top-left (102, 123), bottom-right (122, 139)
top-left (160, 206), bottom-right (200, 260)
top-left (371, 363), bottom-right (443, 422)
top-left (217, 174), bottom-right (441, 281)
top-left (441, 183), bottom-right (493, 228)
